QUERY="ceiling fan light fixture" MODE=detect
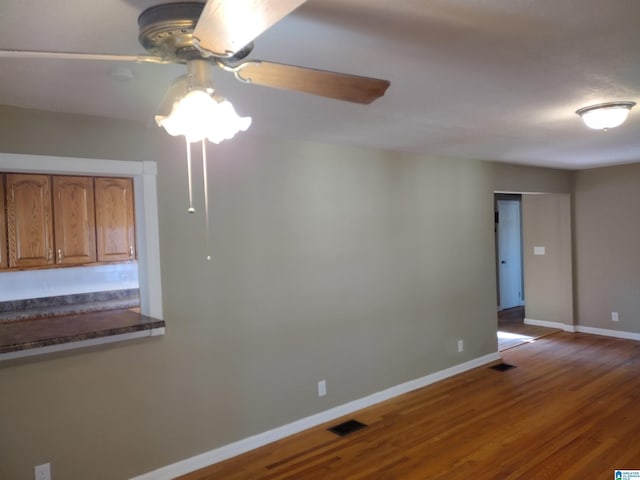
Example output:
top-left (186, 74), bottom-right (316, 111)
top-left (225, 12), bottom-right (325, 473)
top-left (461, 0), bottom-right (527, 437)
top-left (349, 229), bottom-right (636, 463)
top-left (156, 88), bottom-right (252, 144)
top-left (155, 60), bottom-right (251, 144)
top-left (576, 101), bottom-right (635, 130)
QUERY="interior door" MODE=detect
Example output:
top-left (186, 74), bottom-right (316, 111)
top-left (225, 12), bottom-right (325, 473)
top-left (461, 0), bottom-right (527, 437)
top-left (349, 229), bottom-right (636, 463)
top-left (497, 199), bottom-right (523, 309)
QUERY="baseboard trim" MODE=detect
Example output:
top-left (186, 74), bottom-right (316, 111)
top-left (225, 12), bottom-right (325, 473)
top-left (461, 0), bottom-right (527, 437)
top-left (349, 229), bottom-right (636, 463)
top-left (524, 318), bottom-right (575, 332)
top-left (524, 318), bottom-right (640, 341)
top-left (575, 325), bottom-right (640, 341)
top-left (129, 351), bottom-right (501, 480)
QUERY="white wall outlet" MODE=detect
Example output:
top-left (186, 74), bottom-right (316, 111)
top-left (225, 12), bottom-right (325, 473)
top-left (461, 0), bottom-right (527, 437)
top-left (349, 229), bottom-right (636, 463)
top-left (457, 339), bottom-right (464, 352)
top-left (533, 246), bottom-right (546, 255)
top-left (317, 380), bottom-right (327, 397)
top-left (611, 311), bottom-right (619, 322)
top-left (35, 463), bottom-right (51, 480)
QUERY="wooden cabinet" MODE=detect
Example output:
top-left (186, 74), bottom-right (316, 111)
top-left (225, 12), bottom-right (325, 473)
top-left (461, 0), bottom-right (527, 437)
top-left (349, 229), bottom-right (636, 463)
top-left (0, 175), bottom-right (7, 269)
top-left (6, 173), bottom-right (54, 268)
top-left (95, 177), bottom-right (136, 262)
top-left (53, 176), bottom-right (97, 265)
top-left (0, 172), bottom-right (136, 270)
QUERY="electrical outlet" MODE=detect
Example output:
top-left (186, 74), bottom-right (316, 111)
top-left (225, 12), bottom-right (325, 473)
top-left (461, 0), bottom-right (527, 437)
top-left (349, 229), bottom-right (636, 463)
top-left (458, 339), bottom-right (464, 352)
top-left (35, 463), bottom-right (51, 480)
top-left (611, 311), bottom-right (619, 322)
top-left (318, 380), bottom-right (327, 397)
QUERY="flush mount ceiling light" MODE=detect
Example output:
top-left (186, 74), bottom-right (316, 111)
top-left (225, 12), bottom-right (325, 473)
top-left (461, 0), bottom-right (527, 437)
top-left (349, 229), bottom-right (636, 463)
top-left (576, 101), bottom-right (636, 131)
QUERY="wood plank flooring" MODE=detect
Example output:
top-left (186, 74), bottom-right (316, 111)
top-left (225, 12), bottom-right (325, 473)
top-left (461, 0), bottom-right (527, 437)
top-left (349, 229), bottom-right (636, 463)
top-left (177, 332), bottom-right (640, 480)
top-left (498, 306), bottom-right (561, 351)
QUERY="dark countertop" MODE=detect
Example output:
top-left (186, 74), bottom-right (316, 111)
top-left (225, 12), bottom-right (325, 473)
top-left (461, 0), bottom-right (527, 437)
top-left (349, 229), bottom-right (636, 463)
top-left (0, 309), bottom-right (165, 354)
top-left (0, 289), bottom-right (140, 322)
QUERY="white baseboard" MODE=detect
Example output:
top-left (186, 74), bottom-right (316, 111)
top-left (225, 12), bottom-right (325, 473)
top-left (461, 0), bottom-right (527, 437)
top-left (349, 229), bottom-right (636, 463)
top-left (129, 351), bottom-right (501, 480)
top-left (524, 318), bottom-right (575, 332)
top-left (524, 318), bottom-right (640, 341)
top-left (575, 325), bottom-right (640, 341)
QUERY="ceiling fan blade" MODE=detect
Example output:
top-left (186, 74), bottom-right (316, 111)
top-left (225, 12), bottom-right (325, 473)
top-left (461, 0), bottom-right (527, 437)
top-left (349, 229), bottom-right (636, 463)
top-left (235, 61), bottom-right (390, 104)
top-left (193, 0), bottom-right (307, 57)
top-left (0, 49), bottom-right (170, 64)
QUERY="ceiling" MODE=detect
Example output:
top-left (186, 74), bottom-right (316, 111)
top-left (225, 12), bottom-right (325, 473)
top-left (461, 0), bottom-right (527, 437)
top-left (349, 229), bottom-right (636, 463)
top-left (1, 0), bottom-right (639, 170)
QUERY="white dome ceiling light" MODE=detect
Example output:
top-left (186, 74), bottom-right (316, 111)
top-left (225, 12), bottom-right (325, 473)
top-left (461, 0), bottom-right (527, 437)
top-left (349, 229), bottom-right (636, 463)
top-left (576, 101), bottom-right (636, 131)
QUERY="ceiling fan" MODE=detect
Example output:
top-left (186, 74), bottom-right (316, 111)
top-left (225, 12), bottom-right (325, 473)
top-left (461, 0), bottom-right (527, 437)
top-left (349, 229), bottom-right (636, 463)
top-left (0, 1), bottom-right (390, 110)
top-left (0, 0), bottom-right (391, 254)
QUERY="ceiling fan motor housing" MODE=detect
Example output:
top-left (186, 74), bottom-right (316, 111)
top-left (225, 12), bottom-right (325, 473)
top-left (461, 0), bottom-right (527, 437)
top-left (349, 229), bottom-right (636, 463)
top-left (138, 2), bottom-right (204, 61)
top-left (138, 2), bottom-right (253, 63)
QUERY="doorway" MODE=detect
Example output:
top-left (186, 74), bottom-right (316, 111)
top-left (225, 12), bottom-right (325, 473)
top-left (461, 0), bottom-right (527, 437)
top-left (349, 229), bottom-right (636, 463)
top-left (494, 193), bottom-right (571, 351)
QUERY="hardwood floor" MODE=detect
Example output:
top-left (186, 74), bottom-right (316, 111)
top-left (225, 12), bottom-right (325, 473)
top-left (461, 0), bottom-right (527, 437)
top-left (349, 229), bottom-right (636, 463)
top-left (498, 305), bottom-right (526, 324)
top-left (176, 332), bottom-right (640, 480)
top-left (498, 306), bottom-right (561, 351)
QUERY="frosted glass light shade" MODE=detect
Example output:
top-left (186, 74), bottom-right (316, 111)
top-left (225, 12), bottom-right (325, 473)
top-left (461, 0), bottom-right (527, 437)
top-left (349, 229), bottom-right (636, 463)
top-left (576, 102), bottom-right (635, 130)
top-left (156, 87), bottom-right (251, 143)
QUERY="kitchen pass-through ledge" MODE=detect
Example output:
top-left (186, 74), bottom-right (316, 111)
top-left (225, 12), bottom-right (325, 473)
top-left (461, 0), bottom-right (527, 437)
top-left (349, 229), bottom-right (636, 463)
top-left (0, 309), bottom-right (165, 361)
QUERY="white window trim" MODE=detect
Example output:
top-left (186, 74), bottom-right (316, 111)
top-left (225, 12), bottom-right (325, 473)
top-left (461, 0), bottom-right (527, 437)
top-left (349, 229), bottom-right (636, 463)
top-left (0, 152), bottom-right (163, 319)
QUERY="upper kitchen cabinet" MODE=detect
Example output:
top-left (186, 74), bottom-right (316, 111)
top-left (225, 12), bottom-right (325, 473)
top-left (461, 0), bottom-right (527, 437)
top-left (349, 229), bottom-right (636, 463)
top-left (0, 172), bottom-right (136, 270)
top-left (52, 176), bottom-right (97, 265)
top-left (6, 173), bottom-right (55, 268)
top-left (95, 177), bottom-right (136, 262)
top-left (0, 175), bottom-right (7, 269)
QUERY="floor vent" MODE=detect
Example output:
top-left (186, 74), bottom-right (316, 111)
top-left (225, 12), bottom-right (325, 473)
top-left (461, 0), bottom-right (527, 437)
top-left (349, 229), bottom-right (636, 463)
top-left (328, 419), bottom-right (368, 437)
top-left (490, 362), bottom-right (516, 371)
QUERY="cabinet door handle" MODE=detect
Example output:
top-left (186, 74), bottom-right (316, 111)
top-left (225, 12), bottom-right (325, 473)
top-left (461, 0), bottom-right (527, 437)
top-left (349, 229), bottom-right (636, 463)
top-left (48, 249), bottom-right (52, 261)
top-left (57, 249), bottom-right (63, 264)
top-left (129, 246), bottom-right (134, 259)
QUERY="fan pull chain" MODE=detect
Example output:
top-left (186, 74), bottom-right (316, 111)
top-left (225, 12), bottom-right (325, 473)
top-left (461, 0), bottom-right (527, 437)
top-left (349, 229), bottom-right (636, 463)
top-left (202, 140), bottom-right (212, 260)
top-left (185, 137), bottom-right (195, 213)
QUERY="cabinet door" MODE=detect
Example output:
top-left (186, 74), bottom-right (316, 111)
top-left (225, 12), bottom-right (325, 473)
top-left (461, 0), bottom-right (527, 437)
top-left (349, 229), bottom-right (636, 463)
top-left (0, 175), bottom-right (7, 269)
top-left (53, 176), bottom-right (97, 265)
top-left (95, 177), bottom-right (136, 262)
top-left (6, 173), bottom-right (54, 268)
